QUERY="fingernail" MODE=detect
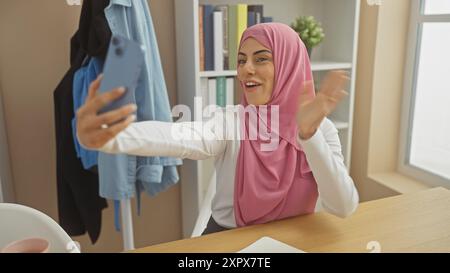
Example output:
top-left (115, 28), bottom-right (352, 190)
top-left (118, 87), bottom-right (126, 93)
top-left (130, 104), bottom-right (138, 111)
top-left (129, 114), bottom-right (136, 121)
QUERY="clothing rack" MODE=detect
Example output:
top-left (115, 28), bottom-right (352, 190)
top-left (120, 199), bottom-right (134, 251)
top-left (67, 0), bottom-right (176, 252)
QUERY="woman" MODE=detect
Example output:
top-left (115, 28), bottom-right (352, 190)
top-left (77, 23), bottom-right (359, 235)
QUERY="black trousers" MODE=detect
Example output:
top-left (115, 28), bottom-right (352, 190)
top-left (201, 217), bottom-right (230, 235)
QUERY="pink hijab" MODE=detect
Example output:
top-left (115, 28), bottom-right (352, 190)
top-left (234, 23), bottom-right (319, 227)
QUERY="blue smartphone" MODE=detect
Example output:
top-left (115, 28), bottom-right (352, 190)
top-left (98, 35), bottom-right (145, 114)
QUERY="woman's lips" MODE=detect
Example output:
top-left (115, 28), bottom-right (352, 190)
top-left (244, 85), bottom-right (260, 93)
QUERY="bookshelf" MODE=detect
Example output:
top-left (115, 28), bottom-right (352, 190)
top-left (174, 0), bottom-right (361, 237)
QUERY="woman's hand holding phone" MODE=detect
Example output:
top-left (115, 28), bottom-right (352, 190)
top-left (76, 74), bottom-right (137, 150)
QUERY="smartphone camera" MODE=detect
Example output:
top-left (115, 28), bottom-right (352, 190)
top-left (115, 47), bottom-right (123, 57)
top-left (112, 36), bottom-right (120, 46)
top-left (112, 37), bottom-right (124, 57)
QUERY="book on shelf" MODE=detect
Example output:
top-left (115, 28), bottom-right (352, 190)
top-left (236, 4), bottom-right (248, 51)
top-left (203, 5), bottom-right (215, 71)
top-left (216, 76), bottom-right (226, 107)
top-left (213, 11), bottom-right (224, 71)
top-left (226, 78), bottom-right (234, 106)
top-left (228, 5), bottom-right (238, 70)
top-left (208, 78), bottom-right (217, 106)
top-left (247, 11), bottom-right (256, 28)
top-left (248, 5), bottom-right (264, 25)
top-left (199, 5), bottom-right (205, 71)
top-left (229, 4), bottom-right (247, 70)
top-left (215, 5), bottom-right (229, 70)
top-left (201, 77), bottom-right (235, 108)
top-left (200, 77), bottom-right (209, 107)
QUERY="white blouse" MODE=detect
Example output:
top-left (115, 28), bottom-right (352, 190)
top-left (98, 106), bottom-right (359, 228)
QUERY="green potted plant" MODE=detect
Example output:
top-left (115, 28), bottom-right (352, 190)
top-left (291, 16), bottom-right (325, 58)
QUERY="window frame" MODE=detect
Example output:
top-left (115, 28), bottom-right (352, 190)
top-left (399, 0), bottom-right (450, 188)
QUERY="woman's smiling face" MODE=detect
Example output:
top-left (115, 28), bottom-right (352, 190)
top-left (237, 38), bottom-right (275, 106)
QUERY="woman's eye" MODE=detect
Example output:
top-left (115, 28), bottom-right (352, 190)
top-left (238, 59), bottom-right (246, 65)
top-left (256, 57), bottom-right (268, 63)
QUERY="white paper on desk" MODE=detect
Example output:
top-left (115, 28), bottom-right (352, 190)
top-left (237, 236), bottom-right (306, 253)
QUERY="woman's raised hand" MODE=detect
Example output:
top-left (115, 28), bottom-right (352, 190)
top-left (76, 74), bottom-right (137, 149)
top-left (296, 70), bottom-right (349, 140)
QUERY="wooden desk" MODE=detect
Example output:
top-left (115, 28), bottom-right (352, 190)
top-left (135, 187), bottom-right (450, 253)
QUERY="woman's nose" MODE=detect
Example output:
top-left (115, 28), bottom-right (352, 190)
top-left (243, 61), bottom-right (256, 75)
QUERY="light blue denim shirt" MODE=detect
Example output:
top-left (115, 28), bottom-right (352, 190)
top-left (100, 0), bottom-right (182, 201)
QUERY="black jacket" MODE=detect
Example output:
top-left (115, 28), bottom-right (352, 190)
top-left (53, 0), bottom-right (111, 244)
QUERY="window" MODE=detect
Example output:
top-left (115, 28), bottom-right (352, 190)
top-left (400, 0), bottom-right (450, 187)
top-left (423, 0), bottom-right (450, 15)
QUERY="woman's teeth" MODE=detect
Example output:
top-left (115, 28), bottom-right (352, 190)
top-left (245, 82), bottom-right (261, 88)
